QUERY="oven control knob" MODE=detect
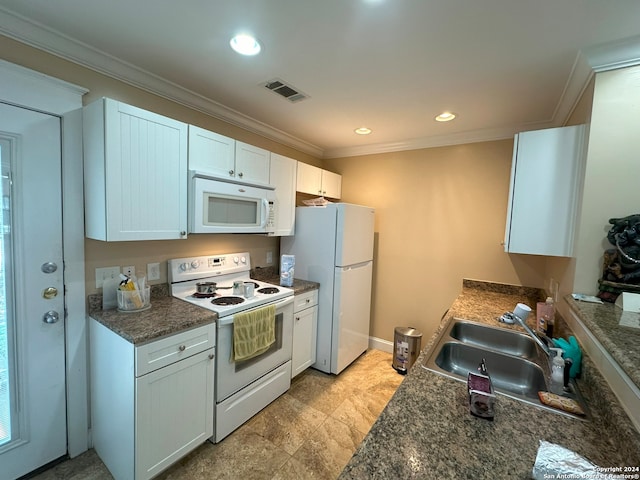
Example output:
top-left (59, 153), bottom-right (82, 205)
top-left (191, 260), bottom-right (200, 269)
top-left (180, 262), bottom-right (190, 271)
top-left (233, 256), bottom-right (239, 264)
top-left (240, 256), bottom-right (247, 264)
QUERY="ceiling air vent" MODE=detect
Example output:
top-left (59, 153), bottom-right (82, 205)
top-left (264, 79), bottom-right (309, 103)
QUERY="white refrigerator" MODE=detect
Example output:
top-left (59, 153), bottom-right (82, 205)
top-left (281, 203), bottom-right (375, 374)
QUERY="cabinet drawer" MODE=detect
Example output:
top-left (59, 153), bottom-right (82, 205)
top-left (135, 323), bottom-right (215, 376)
top-left (294, 290), bottom-right (318, 312)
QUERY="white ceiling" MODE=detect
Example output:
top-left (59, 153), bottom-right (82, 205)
top-left (1, 0), bottom-right (640, 159)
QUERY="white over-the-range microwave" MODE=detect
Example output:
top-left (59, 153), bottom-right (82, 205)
top-left (189, 171), bottom-right (277, 234)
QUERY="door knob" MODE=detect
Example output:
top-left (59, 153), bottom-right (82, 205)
top-left (43, 311), bottom-right (60, 324)
top-left (43, 287), bottom-right (58, 299)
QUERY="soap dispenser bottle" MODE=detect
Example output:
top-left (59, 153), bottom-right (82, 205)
top-left (549, 347), bottom-right (564, 395)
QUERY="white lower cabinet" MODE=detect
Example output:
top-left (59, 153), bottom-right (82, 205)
top-left (291, 290), bottom-right (319, 378)
top-left (90, 321), bottom-right (215, 480)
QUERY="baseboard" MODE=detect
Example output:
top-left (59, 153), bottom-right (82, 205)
top-left (369, 336), bottom-right (393, 353)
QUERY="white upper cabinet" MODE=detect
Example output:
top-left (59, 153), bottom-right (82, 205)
top-left (188, 125), bottom-right (235, 178)
top-left (504, 124), bottom-right (586, 257)
top-left (296, 162), bottom-right (342, 199)
top-left (188, 125), bottom-right (270, 186)
top-left (83, 98), bottom-right (188, 241)
top-left (321, 169), bottom-right (342, 199)
top-left (235, 141), bottom-right (271, 186)
top-left (270, 153), bottom-right (297, 236)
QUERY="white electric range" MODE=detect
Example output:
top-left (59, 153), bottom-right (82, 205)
top-left (168, 252), bottom-right (294, 443)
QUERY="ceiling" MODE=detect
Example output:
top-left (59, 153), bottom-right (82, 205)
top-left (1, 1), bottom-right (640, 159)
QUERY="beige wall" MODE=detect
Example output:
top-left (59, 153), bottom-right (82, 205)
top-left (544, 77), bottom-right (595, 301)
top-left (573, 65), bottom-right (640, 294)
top-left (0, 35), bottom-right (322, 294)
top-left (325, 140), bottom-right (547, 342)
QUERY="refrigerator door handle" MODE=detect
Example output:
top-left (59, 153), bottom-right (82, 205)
top-left (340, 261), bottom-right (372, 271)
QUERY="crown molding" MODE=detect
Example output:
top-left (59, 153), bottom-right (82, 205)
top-left (583, 34), bottom-right (640, 72)
top-left (0, 7), bottom-right (324, 158)
top-left (551, 51), bottom-right (594, 126)
top-left (323, 122), bottom-right (553, 159)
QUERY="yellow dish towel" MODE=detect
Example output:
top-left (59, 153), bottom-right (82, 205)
top-left (232, 304), bottom-right (276, 362)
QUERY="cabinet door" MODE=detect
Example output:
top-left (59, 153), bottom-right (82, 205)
top-left (321, 170), bottom-right (342, 199)
top-left (85, 98), bottom-right (188, 241)
top-left (504, 125), bottom-right (585, 257)
top-left (296, 162), bottom-right (322, 195)
top-left (135, 348), bottom-right (214, 480)
top-left (235, 141), bottom-right (271, 186)
top-left (292, 305), bottom-right (318, 378)
top-left (188, 125), bottom-right (235, 179)
top-left (270, 153), bottom-right (297, 236)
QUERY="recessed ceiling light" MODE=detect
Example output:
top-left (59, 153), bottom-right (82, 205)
top-left (354, 127), bottom-right (372, 135)
top-left (230, 34), bottom-right (261, 56)
top-left (435, 112), bottom-right (456, 122)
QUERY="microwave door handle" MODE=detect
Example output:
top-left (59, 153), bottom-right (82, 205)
top-left (260, 198), bottom-right (269, 228)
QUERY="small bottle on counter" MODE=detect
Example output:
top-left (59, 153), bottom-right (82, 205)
top-left (549, 348), bottom-right (564, 395)
top-left (536, 296), bottom-right (555, 337)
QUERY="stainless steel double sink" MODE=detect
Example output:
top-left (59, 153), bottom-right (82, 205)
top-left (422, 318), bottom-right (589, 420)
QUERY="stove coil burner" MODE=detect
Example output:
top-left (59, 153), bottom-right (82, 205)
top-left (211, 296), bottom-right (245, 306)
top-left (192, 292), bottom-right (218, 299)
top-left (257, 287), bottom-right (280, 294)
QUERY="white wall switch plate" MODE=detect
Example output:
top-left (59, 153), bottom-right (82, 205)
top-left (123, 265), bottom-right (135, 278)
top-left (266, 251), bottom-right (273, 265)
top-left (147, 262), bottom-right (161, 281)
top-left (95, 266), bottom-right (120, 288)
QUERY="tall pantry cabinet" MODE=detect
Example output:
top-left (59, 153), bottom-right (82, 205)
top-left (83, 98), bottom-right (188, 241)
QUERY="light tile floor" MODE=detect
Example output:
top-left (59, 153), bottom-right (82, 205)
top-left (31, 349), bottom-right (403, 480)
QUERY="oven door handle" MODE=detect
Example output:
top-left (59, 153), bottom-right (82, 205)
top-left (217, 295), bottom-right (294, 326)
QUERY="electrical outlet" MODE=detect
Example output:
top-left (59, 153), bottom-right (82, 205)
top-left (123, 265), bottom-right (135, 278)
top-left (266, 251), bottom-right (273, 265)
top-left (95, 266), bottom-right (120, 288)
top-left (147, 262), bottom-right (161, 281)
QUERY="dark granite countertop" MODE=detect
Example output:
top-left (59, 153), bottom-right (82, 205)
top-left (566, 295), bottom-right (640, 388)
top-left (88, 285), bottom-right (216, 345)
top-left (251, 267), bottom-right (320, 295)
top-left (87, 275), bottom-right (318, 345)
top-left (340, 280), bottom-right (640, 479)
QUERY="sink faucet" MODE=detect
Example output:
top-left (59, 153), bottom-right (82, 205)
top-left (512, 314), bottom-right (552, 357)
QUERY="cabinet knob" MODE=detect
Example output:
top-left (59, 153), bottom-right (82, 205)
top-left (229, 169), bottom-right (234, 175)
top-left (238, 172), bottom-right (244, 178)
top-left (180, 231), bottom-right (186, 236)
top-left (178, 345), bottom-right (186, 352)
top-left (295, 316), bottom-right (300, 321)
top-left (208, 353), bottom-right (214, 360)
top-left (305, 298), bottom-right (310, 303)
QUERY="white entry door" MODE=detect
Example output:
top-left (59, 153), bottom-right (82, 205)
top-left (0, 102), bottom-right (66, 479)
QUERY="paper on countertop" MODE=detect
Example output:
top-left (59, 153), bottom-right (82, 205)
top-left (572, 293), bottom-right (604, 304)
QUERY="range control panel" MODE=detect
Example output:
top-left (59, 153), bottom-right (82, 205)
top-left (168, 252), bottom-right (250, 283)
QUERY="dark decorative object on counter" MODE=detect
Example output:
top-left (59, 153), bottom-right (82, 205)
top-left (598, 214), bottom-right (640, 302)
